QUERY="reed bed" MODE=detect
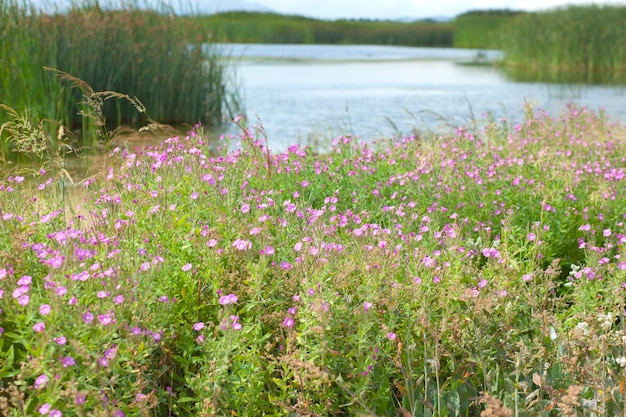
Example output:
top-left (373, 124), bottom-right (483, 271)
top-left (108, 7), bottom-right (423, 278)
top-left (0, 0), bottom-right (239, 149)
top-left (191, 12), bottom-right (454, 47)
top-left (452, 9), bottom-right (523, 50)
top-left (502, 5), bottom-right (626, 81)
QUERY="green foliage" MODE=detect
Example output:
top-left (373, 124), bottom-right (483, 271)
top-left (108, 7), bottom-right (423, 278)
top-left (2, 104), bottom-right (626, 415)
top-left (0, 0), bottom-right (239, 148)
top-left (190, 11), bottom-right (454, 47)
top-left (502, 5), bottom-right (626, 83)
top-left (453, 9), bottom-right (524, 49)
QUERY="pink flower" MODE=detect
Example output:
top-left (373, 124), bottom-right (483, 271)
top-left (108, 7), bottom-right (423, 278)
top-left (17, 275), bottom-right (32, 286)
top-left (283, 317), bottom-right (294, 328)
top-left (193, 322), bottom-right (205, 331)
top-left (219, 293), bottom-right (238, 305)
top-left (82, 311), bottom-right (94, 324)
top-left (46, 255), bottom-right (65, 269)
top-left (190, 191), bottom-right (199, 200)
top-left (182, 263), bottom-right (193, 272)
top-left (61, 356), bottom-right (75, 367)
top-left (12, 286), bottom-right (26, 298)
top-left (387, 332), bottom-right (397, 341)
top-left (39, 403), bottom-right (51, 415)
top-left (39, 304), bottom-right (51, 315)
top-left (33, 322), bottom-right (45, 333)
top-left (34, 374), bottom-right (48, 389)
top-left (98, 313), bottom-right (115, 325)
top-left (422, 256), bottom-right (435, 268)
top-left (232, 239), bottom-right (251, 251)
top-left (363, 302), bottom-right (373, 313)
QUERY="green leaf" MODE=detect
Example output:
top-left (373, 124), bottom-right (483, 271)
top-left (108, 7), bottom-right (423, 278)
top-left (177, 396), bottom-right (199, 403)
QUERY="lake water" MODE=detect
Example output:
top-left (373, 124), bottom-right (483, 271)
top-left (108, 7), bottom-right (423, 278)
top-left (220, 44), bottom-right (626, 151)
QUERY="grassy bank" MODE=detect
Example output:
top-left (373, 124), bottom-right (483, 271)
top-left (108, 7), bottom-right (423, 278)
top-left (0, 0), bottom-right (239, 153)
top-left (1, 104), bottom-right (626, 415)
top-left (190, 11), bottom-right (454, 47)
top-left (502, 5), bottom-right (626, 80)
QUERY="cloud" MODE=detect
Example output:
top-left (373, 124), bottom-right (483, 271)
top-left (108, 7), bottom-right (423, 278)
top-left (257, 0), bottom-right (427, 19)
top-left (192, 0), bottom-right (273, 14)
top-left (244, 0), bottom-right (626, 19)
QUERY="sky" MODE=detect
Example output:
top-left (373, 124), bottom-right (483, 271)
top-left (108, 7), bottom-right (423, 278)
top-left (200, 0), bottom-right (626, 20)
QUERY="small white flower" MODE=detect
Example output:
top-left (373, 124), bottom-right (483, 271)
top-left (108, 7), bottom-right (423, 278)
top-left (616, 357), bottom-right (626, 368)
top-left (549, 327), bottom-right (558, 341)
top-left (575, 322), bottom-right (590, 336)
top-left (598, 312), bottom-right (614, 330)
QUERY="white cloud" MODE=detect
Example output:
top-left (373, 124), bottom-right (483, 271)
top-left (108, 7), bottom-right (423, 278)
top-left (242, 0), bottom-right (626, 19)
top-left (29, 0), bottom-right (626, 18)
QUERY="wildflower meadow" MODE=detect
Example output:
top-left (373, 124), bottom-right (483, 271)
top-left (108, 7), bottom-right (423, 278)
top-left (1, 104), bottom-right (626, 416)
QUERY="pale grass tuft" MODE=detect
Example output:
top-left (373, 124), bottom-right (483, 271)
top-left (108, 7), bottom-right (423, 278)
top-left (557, 385), bottom-right (583, 416)
top-left (44, 67), bottom-right (106, 130)
top-left (44, 67), bottom-right (155, 143)
top-left (480, 393), bottom-right (513, 417)
top-left (0, 104), bottom-right (48, 156)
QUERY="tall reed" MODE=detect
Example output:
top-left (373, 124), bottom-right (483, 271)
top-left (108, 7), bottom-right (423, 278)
top-left (502, 5), bottom-right (626, 82)
top-left (0, 0), bottom-right (239, 148)
top-left (453, 9), bottom-right (523, 49)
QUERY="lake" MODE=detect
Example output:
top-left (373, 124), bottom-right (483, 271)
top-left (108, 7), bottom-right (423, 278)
top-left (219, 44), bottom-right (625, 151)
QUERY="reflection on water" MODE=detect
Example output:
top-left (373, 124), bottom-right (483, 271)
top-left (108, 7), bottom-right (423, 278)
top-left (221, 44), bottom-right (625, 150)
top-left (503, 67), bottom-right (626, 86)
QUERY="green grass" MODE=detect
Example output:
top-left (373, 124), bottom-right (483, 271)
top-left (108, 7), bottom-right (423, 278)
top-left (452, 9), bottom-right (524, 49)
top-left (1, 104), bottom-right (626, 416)
top-left (502, 5), bottom-right (626, 81)
top-left (0, 0), bottom-right (239, 155)
top-left (189, 11), bottom-right (454, 47)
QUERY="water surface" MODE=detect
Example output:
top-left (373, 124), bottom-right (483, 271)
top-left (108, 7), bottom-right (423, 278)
top-left (221, 44), bottom-right (625, 150)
